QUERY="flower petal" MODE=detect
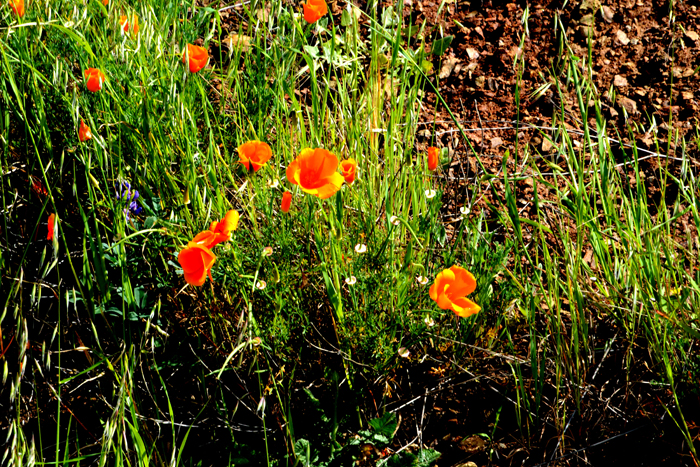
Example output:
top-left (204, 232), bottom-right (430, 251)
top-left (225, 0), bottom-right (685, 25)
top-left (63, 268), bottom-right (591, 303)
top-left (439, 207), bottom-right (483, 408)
top-left (450, 297), bottom-right (481, 317)
top-left (446, 265), bottom-right (476, 297)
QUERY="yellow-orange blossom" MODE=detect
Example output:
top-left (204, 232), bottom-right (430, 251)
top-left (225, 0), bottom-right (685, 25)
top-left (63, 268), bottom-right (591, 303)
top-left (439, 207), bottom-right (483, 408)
top-left (178, 210), bottom-right (239, 286)
top-left (429, 265), bottom-right (480, 317)
top-left (286, 148), bottom-right (344, 199)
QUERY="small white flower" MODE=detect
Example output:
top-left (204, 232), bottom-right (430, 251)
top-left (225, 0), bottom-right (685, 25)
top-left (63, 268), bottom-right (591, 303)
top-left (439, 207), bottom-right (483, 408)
top-left (416, 276), bottom-right (429, 285)
top-left (459, 206), bottom-right (470, 218)
top-left (345, 276), bottom-right (357, 285)
top-left (354, 243), bottom-right (367, 254)
top-left (389, 215), bottom-right (401, 226)
top-left (590, 276), bottom-right (597, 282)
top-left (267, 179), bottom-right (279, 188)
top-left (425, 189), bottom-right (436, 199)
top-left (398, 347), bottom-right (410, 358)
top-left (256, 280), bottom-right (267, 290)
top-left (262, 246), bottom-right (273, 257)
top-left (424, 315), bottom-right (435, 327)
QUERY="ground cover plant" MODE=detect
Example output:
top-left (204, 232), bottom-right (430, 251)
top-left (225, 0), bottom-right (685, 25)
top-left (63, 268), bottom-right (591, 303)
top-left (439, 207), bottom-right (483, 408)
top-left (2, 0), bottom-right (700, 465)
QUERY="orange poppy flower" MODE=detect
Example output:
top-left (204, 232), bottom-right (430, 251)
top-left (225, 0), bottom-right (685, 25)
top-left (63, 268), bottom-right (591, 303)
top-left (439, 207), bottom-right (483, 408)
top-left (427, 147), bottom-right (439, 171)
top-left (286, 148), bottom-right (344, 199)
top-left (303, 0), bottom-right (327, 23)
top-left (237, 140), bottom-right (272, 172)
top-left (102, 0), bottom-right (108, 5)
top-left (178, 243), bottom-right (217, 286)
top-left (208, 209), bottom-right (239, 242)
top-left (78, 119), bottom-right (92, 142)
top-left (47, 213), bottom-right (55, 240)
top-left (84, 68), bottom-right (105, 92)
top-left (9, 0), bottom-right (24, 17)
top-left (281, 191), bottom-right (292, 213)
top-left (339, 158), bottom-right (357, 185)
top-left (182, 44), bottom-right (209, 73)
top-left (429, 265), bottom-right (481, 318)
top-left (119, 15), bottom-right (139, 36)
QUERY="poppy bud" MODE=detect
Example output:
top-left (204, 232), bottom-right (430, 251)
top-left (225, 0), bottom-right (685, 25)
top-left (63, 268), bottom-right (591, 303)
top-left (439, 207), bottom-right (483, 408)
top-left (281, 191), bottom-right (292, 213)
top-left (427, 147), bottom-right (439, 171)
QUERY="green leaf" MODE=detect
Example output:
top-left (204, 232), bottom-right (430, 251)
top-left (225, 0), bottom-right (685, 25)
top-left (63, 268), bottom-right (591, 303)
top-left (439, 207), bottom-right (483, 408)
top-left (369, 412), bottom-right (397, 439)
top-left (431, 36), bottom-right (454, 56)
top-left (304, 45), bottom-right (320, 59)
top-left (387, 448), bottom-right (441, 467)
top-left (294, 439), bottom-right (318, 467)
top-left (341, 9), bottom-right (352, 26)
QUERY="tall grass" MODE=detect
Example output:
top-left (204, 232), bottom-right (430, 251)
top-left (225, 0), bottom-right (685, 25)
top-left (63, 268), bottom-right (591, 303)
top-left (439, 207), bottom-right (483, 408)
top-left (1, 0), bottom-right (699, 465)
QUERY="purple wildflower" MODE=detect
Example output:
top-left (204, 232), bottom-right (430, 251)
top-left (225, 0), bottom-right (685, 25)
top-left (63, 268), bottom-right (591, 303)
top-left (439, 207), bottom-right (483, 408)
top-left (115, 181), bottom-right (143, 220)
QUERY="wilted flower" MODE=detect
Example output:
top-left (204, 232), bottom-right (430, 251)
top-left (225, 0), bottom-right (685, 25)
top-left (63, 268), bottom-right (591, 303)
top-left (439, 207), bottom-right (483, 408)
top-left (354, 243), bottom-right (367, 254)
top-left (84, 68), bottom-right (106, 92)
top-left (417, 275), bottom-right (429, 285)
top-left (429, 265), bottom-right (480, 318)
top-left (425, 189), bottom-right (436, 199)
top-left (286, 148), bottom-right (344, 199)
top-left (238, 140), bottom-right (272, 172)
top-left (281, 191), bottom-right (292, 213)
top-left (47, 213), bottom-right (56, 240)
top-left (78, 119), bottom-right (92, 142)
top-left (182, 44), bottom-right (209, 73)
top-left (250, 337), bottom-right (262, 347)
top-left (267, 179), bottom-right (280, 188)
top-left (303, 0), bottom-right (327, 23)
top-left (262, 246), bottom-right (273, 257)
top-left (427, 147), bottom-right (439, 171)
top-left (345, 276), bottom-right (357, 285)
top-left (389, 216), bottom-right (400, 226)
top-left (115, 181), bottom-right (143, 220)
top-left (9, 0), bottom-right (24, 17)
top-left (398, 347), bottom-right (410, 358)
top-left (256, 280), bottom-right (267, 290)
top-left (339, 158), bottom-right (357, 185)
top-left (424, 315), bottom-right (435, 327)
top-left (459, 206), bottom-right (470, 219)
top-left (119, 14), bottom-right (139, 36)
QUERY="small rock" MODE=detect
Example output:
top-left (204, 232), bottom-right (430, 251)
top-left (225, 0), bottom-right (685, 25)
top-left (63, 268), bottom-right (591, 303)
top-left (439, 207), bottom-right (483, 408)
top-left (613, 75), bottom-right (628, 87)
top-left (601, 5), bottom-right (614, 22)
top-left (491, 137), bottom-right (503, 148)
top-left (223, 34), bottom-right (252, 53)
top-left (615, 30), bottom-right (630, 45)
top-left (685, 30), bottom-right (700, 41)
top-left (580, 13), bottom-right (595, 26)
top-left (682, 91), bottom-right (694, 100)
top-left (466, 48), bottom-right (480, 60)
top-left (617, 96), bottom-right (637, 114)
top-left (459, 436), bottom-right (486, 454)
top-left (475, 76), bottom-right (485, 88)
top-left (439, 56), bottom-right (460, 79)
top-left (542, 137), bottom-right (553, 152)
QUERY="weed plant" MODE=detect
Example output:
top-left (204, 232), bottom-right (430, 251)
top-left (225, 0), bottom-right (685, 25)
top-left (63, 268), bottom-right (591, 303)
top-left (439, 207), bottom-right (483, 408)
top-left (1, 0), bottom-right (699, 466)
